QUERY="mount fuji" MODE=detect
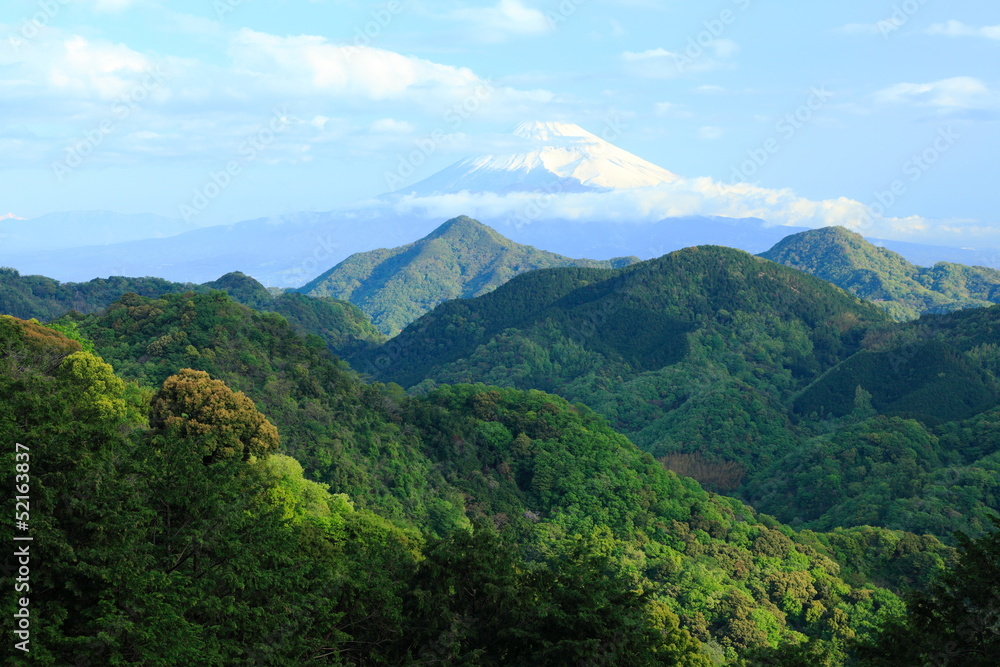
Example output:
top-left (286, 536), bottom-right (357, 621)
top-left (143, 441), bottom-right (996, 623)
top-left (403, 121), bottom-right (680, 196)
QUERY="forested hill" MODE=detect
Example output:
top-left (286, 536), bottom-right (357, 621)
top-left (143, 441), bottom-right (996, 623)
top-left (744, 303), bottom-right (1000, 540)
top-left (794, 304), bottom-right (1000, 424)
top-left (297, 215), bottom-right (639, 336)
top-left (0, 267), bottom-right (200, 320)
top-left (0, 267), bottom-right (385, 355)
top-left (760, 226), bottom-right (1000, 320)
top-left (349, 246), bottom-right (1000, 543)
top-left (0, 296), bottom-right (963, 664)
top-left (356, 244), bottom-right (887, 391)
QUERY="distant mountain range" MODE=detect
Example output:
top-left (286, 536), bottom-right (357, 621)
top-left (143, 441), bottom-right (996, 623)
top-left (9, 214), bottom-right (998, 344)
top-left (0, 210), bottom-right (208, 253)
top-left (298, 216), bottom-right (638, 335)
top-left (761, 226), bottom-right (1000, 319)
top-left (3, 121), bottom-right (995, 287)
top-left (300, 218), bottom-right (1000, 335)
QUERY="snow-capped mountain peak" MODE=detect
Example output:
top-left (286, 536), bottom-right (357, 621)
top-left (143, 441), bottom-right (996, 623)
top-left (511, 120), bottom-right (603, 142)
top-left (401, 121), bottom-right (680, 196)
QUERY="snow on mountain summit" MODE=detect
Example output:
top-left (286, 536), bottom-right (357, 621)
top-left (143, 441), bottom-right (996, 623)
top-left (510, 120), bottom-right (604, 142)
top-left (401, 121), bottom-right (680, 196)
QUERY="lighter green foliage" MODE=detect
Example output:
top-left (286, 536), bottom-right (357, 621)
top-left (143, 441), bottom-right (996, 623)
top-left (57, 350), bottom-right (129, 422)
top-left (258, 453), bottom-right (354, 536)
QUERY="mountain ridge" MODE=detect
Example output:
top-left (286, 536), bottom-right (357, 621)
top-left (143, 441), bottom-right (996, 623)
top-left (761, 226), bottom-right (1000, 319)
top-left (299, 215), bottom-right (639, 335)
top-left (356, 243), bottom-right (887, 392)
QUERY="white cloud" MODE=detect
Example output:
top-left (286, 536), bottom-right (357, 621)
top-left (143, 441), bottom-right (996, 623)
top-left (835, 23), bottom-right (881, 35)
top-left (229, 29), bottom-right (483, 102)
top-left (73, 0), bottom-right (143, 11)
top-left (0, 32), bottom-right (180, 142)
top-left (874, 76), bottom-right (993, 110)
top-left (654, 102), bottom-right (694, 119)
top-left (383, 178), bottom-right (948, 246)
top-left (698, 126), bottom-right (724, 140)
top-left (711, 39), bottom-right (740, 59)
top-left (927, 20), bottom-right (1000, 40)
top-left (621, 48), bottom-right (670, 62)
top-left (0, 33), bottom-right (158, 101)
top-left (370, 118), bottom-right (415, 134)
top-left (0, 26), bottom-right (553, 169)
top-left (448, 0), bottom-right (552, 43)
top-left (49, 35), bottom-right (154, 99)
top-left (621, 40), bottom-right (738, 78)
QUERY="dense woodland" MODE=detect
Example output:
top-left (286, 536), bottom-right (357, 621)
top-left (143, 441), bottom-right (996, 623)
top-left (2, 229), bottom-right (1000, 664)
top-left (358, 245), bottom-right (1000, 548)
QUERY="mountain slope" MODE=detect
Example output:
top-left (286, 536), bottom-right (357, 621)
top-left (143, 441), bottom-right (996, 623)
top-left (346, 243), bottom-right (1000, 542)
top-left (761, 226), bottom-right (1000, 319)
top-left (359, 245), bottom-right (886, 388)
top-left (743, 306), bottom-right (1000, 538)
top-left (793, 305), bottom-right (1000, 423)
top-left (299, 216), bottom-right (638, 335)
top-left (351, 246), bottom-right (889, 483)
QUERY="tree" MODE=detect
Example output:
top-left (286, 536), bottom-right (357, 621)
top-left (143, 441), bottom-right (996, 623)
top-left (401, 524), bottom-right (711, 666)
top-left (860, 516), bottom-right (1000, 665)
top-left (150, 368), bottom-right (279, 462)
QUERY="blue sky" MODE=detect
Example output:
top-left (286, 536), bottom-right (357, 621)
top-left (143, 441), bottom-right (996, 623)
top-left (0, 0), bottom-right (997, 245)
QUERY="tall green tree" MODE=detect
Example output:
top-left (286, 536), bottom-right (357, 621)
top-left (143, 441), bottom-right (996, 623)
top-left (860, 517), bottom-right (1000, 666)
